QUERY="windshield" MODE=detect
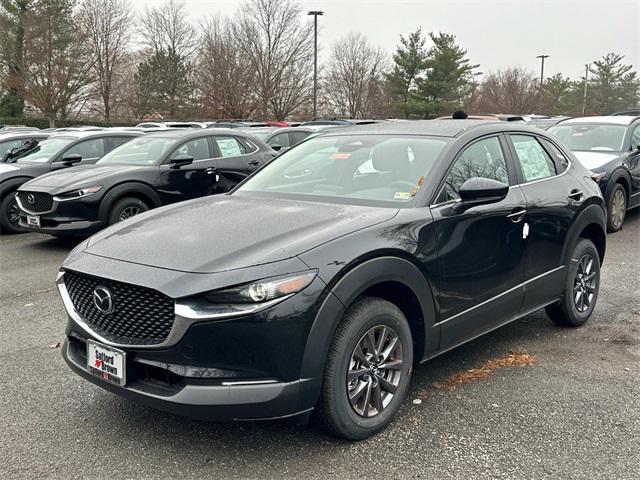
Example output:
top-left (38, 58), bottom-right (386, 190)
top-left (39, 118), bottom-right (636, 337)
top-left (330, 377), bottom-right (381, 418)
top-left (238, 134), bottom-right (447, 205)
top-left (97, 136), bottom-right (178, 165)
top-left (548, 124), bottom-right (626, 152)
top-left (15, 137), bottom-right (75, 163)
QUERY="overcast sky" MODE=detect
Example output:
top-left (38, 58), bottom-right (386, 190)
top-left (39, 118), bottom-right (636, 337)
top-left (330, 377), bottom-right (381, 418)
top-left (136, 0), bottom-right (639, 79)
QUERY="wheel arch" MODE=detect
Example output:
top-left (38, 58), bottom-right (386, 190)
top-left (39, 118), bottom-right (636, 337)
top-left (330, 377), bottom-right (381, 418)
top-left (0, 176), bottom-right (34, 199)
top-left (296, 255), bottom-right (437, 411)
top-left (98, 182), bottom-right (162, 222)
top-left (561, 203), bottom-right (607, 266)
top-left (606, 167), bottom-right (632, 201)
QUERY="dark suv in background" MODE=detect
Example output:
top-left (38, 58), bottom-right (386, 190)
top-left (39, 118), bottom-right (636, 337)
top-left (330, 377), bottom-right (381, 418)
top-left (57, 121), bottom-right (605, 440)
top-left (17, 129), bottom-right (277, 236)
top-left (0, 130), bottom-right (140, 233)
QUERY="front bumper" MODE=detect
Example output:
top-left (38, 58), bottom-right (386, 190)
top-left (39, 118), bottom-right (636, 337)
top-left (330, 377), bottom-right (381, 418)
top-left (62, 335), bottom-right (311, 420)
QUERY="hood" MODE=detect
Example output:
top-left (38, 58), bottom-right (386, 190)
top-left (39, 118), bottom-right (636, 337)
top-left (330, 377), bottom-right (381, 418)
top-left (20, 164), bottom-right (154, 192)
top-left (572, 151), bottom-right (621, 171)
top-left (84, 194), bottom-right (398, 273)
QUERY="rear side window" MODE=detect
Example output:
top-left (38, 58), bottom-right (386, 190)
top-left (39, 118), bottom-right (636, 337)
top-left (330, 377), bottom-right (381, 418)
top-left (438, 136), bottom-right (509, 202)
top-left (214, 136), bottom-right (246, 157)
top-left (510, 135), bottom-right (556, 182)
top-left (108, 136), bottom-right (134, 151)
top-left (290, 131), bottom-right (309, 145)
top-left (64, 138), bottom-right (105, 160)
top-left (541, 139), bottom-right (569, 172)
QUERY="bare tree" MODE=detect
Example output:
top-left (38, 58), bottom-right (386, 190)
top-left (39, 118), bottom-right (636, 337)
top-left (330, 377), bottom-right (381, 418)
top-left (198, 16), bottom-right (255, 119)
top-left (323, 32), bottom-right (388, 118)
top-left (19, 0), bottom-right (94, 126)
top-left (233, 0), bottom-right (313, 120)
top-left (77, 0), bottom-right (134, 122)
top-left (471, 67), bottom-right (539, 113)
top-left (139, 0), bottom-right (196, 60)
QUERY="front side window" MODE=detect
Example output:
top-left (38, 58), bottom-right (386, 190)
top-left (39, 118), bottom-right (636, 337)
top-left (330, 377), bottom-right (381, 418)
top-left (214, 137), bottom-right (245, 157)
top-left (16, 137), bottom-right (75, 163)
top-left (268, 133), bottom-right (290, 148)
top-left (171, 138), bottom-right (210, 160)
top-left (290, 131), bottom-right (309, 145)
top-left (630, 124), bottom-right (640, 150)
top-left (548, 124), bottom-right (626, 152)
top-left (63, 138), bottom-right (105, 160)
top-left (438, 136), bottom-right (508, 202)
top-left (510, 135), bottom-right (556, 182)
top-left (238, 134), bottom-right (447, 205)
top-left (97, 137), bottom-right (178, 165)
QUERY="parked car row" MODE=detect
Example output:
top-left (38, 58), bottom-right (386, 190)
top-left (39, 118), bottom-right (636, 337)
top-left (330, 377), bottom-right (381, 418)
top-left (47, 119), bottom-right (610, 440)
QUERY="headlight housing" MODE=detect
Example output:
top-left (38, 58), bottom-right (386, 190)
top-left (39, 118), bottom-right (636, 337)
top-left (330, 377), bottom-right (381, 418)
top-left (203, 271), bottom-right (318, 304)
top-left (53, 185), bottom-right (102, 202)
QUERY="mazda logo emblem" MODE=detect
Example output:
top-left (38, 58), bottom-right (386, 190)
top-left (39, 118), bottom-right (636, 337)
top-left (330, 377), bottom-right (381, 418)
top-left (93, 286), bottom-right (114, 314)
top-left (27, 194), bottom-right (35, 204)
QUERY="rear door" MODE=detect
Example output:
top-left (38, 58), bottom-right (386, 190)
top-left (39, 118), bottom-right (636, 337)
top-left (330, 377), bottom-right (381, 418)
top-left (211, 135), bottom-right (265, 191)
top-left (505, 133), bottom-right (578, 312)
top-left (429, 135), bottom-right (528, 350)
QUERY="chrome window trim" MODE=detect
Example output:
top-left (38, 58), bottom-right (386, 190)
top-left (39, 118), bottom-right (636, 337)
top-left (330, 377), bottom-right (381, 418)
top-left (433, 266), bottom-right (565, 326)
top-left (57, 271), bottom-right (292, 349)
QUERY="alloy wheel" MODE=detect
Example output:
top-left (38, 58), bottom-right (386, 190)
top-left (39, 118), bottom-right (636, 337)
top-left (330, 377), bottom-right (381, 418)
top-left (346, 325), bottom-right (404, 418)
top-left (610, 188), bottom-right (626, 229)
top-left (118, 206), bottom-right (142, 221)
top-left (7, 198), bottom-right (20, 227)
top-left (573, 253), bottom-right (597, 313)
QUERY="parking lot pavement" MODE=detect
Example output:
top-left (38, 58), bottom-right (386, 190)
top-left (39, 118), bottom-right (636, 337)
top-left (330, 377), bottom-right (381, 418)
top-left (0, 210), bottom-right (638, 480)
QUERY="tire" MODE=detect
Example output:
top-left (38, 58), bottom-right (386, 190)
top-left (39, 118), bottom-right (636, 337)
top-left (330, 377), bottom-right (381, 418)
top-left (0, 193), bottom-right (22, 234)
top-left (107, 197), bottom-right (149, 225)
top-left (316, 296), bottom-right (413, 440)
top-left (545, 238), bottom-right (600, 327)
top-left (606, 183), bottom-right (626, 232)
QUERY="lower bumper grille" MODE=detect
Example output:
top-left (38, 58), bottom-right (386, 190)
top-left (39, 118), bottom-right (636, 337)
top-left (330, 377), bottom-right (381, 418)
top-left (63, 270), bottom-right (175, 345)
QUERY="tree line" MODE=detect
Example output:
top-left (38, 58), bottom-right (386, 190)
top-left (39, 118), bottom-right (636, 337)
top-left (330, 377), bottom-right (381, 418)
top-left (0, 0), bottom-right (638, 126)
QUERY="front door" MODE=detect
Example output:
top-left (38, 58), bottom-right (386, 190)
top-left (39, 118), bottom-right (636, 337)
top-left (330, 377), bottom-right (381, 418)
top-left (160, 136), bottom-right (218, 204)
top-left (429, 135), bottom-right (528, 350)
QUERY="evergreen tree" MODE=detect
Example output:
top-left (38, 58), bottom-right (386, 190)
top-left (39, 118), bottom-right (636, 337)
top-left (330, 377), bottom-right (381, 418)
top-left (386, 28), bottom-right (428, 118)
top-left (417, 32), bottom-right (478, 118)
top-left (543, 73), bottom-right (581, 116)
top-left (586, 53), bottom-right (639, 114)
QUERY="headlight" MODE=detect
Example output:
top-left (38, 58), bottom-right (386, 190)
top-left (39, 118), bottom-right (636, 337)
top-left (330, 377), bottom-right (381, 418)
top-left (203, 270), bottom-right (318, 304)
top-left (53, 185), bottom-right (102, 202)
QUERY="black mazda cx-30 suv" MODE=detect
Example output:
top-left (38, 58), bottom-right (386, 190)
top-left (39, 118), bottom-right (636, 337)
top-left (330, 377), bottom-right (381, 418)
top-left (17, 129), bottom-right (277, 236)
top-left (58, 121), bottom-right (606, 439)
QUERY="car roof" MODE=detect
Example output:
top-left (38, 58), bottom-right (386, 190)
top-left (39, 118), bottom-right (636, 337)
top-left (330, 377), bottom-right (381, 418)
top-left (143, 127), bottom-right (245, 139)
top-left (320, 119), bottom-right (515, 138)
top-left (49, 130), bottom-right (142, 140)
top-left (0, 131), bottom-right (50, 139)
top-left (558, 115), bottom-right (640, 126)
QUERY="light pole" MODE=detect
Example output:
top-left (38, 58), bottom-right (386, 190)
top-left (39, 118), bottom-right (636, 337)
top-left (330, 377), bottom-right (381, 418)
top-left (308, 10), bottom-right (324, 119)
top-left (582, 63), bottom-right (590, 116)
top-left (536, 54), bottom-right (549, 114)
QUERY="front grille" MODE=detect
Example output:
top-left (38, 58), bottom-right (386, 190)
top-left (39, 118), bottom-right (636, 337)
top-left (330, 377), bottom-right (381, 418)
top-left (17, 191), bottom-right (53, 213)
top-left (64, 270), bottom-right (175, 345)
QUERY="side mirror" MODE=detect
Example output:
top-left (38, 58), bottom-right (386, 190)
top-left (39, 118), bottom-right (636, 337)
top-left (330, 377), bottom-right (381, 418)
top-left (270, 144), bottom-right (282, 152)
top-left (169, 154), bottom-right (194, 169)
top-left (451, 177), bottom-right (509, 214)
top-left (61, 154), bottom-right (83, 166)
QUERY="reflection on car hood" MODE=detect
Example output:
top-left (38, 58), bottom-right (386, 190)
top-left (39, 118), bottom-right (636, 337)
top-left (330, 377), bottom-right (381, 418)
top-left (84, 195), bottom-right (398, 273)
top-left (20, 164), bottom-right (154, 191)
top-left (572, 151), bottom-right (620, 170)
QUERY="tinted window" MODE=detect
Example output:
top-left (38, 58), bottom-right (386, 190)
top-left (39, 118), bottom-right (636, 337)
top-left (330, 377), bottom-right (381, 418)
top-left (109, 136), bottom-right (135, 150)
top-left (172, 138), bottom-right (210, 160)
top-left (439, 136), bottom-right (508, 202)
top-left (268, 133), bottom-right (290, 148)
top-left (290, 131), bottom-right (309, 146)
top-left (510, 135), bottom-right (556, 182)
top-left (214, 137), bottom-right (245, 157)
top-left (239, 135), bottom-right (447, 205)
top-left (541, 139), bottom-right (569, 172)
top-left (64, 138), bottom-right (105, 160)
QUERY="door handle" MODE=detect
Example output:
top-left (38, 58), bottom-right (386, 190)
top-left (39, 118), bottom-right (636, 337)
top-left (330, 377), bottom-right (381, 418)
top-left (248, 160), bottom-right (260, 166)
top-left (507, 207), bottom-right (527, 223)
top-left (206, 167), bottom-right (217, 174)
top-left (568, 190), bottom-right (583, 201)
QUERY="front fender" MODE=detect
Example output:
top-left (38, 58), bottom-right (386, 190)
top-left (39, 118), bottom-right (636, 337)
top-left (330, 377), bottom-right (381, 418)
top-left (98, 182), bottom-right (162, 221)
top-left (296, 256), bottom-right (437, 412)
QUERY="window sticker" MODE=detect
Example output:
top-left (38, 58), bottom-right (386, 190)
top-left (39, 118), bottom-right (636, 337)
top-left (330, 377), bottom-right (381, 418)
top-left (330, 152), bottom-right (351, 160)
top-left (394, 192), bottom-right (412, 200)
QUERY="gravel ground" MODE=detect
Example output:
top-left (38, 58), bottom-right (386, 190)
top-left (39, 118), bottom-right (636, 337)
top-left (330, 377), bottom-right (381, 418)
top-left (1, 209), bottom-right (638, 480)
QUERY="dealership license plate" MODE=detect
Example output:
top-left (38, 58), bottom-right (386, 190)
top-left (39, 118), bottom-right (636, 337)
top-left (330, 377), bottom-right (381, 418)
top-left (26, 215), bottom-right (40, 228)
top-left (87, 340), bottom-right (126, 386)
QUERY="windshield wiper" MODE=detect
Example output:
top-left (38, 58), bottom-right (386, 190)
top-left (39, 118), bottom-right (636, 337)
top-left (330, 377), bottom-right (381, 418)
top-left (4, 139), bottom-right (40, 163)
